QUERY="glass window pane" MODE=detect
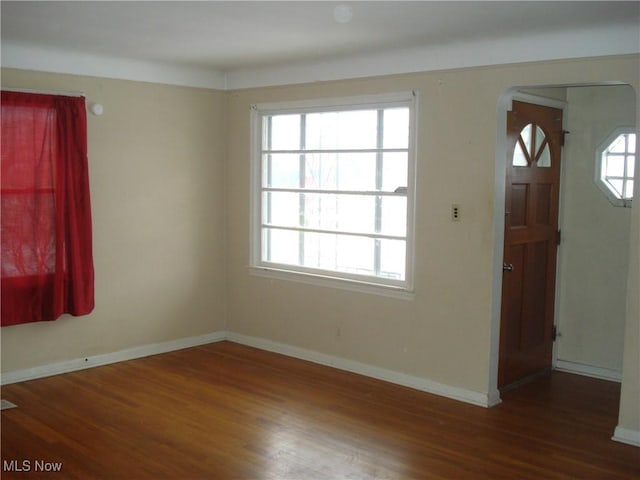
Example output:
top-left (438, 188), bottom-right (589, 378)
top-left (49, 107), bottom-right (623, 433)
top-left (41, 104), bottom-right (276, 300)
top-left (303, 193), bottom-right (376, 234)
top-left (628, 134), bottom-right (636, 153)
top-left (300, 231), bottom-right (374, 275)
top-left (609, 135), bottom-right (627, 154)
top-left (263, 228), bottom-right (299, 265)
top-left (605, 154), bottom-right (626, 177)
top-left (336, 153), bottom-right (377, 190)
top-left (265, 153), bottom-right (300, 188)
top-left (381, 152), bottom-right (408, 192)
top-left (335, 234), bottom-right (375, 275)
top-left (267, 115), bottom-right (300, 151)
top-left (304, 152), bottom-right (336, 190)
top-left (301, 231), bottom-right (334, 270)
top-left (537, 143), bottom-right (551, 167)
top-left (306, 110), bottom-right (378, 150)
top-left (628, 155), bottom-right (635, 177)
top-left (513, 142), bottom-right (528, 166)
top-left (521, 124), bottom-right (533, 156)
top-left (607, 179), bottom-right (624, 198)
top-left (263, 192), bottom-right (300, 228)
top-left (304, 153), bottom-right (377, 191)
top-left (380, 196), bottom-right (407, 236)
top-left (265, 192), bottom-right (380, 234)
top-left (380, 239), bottom-right (406, 280)
top-left (624, 180), bottom-right (634, 199)
top-left (383, 108), bottom-right (410, 149)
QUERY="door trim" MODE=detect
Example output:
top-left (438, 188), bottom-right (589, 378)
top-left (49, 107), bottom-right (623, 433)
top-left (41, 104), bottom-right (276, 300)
top-left (510, 92), bottom-right (567, 111)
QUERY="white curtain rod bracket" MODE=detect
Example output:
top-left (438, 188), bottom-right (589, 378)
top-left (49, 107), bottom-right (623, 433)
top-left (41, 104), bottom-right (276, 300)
top-left (89, 103), bottom-right (104, 116)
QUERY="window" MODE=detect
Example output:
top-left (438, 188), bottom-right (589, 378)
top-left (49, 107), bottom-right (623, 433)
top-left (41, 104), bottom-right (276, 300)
top-left (1, 91), bottom-right (94, 326)
top-left (595, 128), bottom-right (636, 207)
top-left (250, 92), bottom-right (417, 293)
top-left (512, 123), bottom-right (551, 168)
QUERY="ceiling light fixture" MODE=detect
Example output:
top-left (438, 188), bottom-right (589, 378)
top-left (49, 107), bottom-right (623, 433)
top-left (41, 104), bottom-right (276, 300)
top-left (333, 4), bottom-right (354, 24)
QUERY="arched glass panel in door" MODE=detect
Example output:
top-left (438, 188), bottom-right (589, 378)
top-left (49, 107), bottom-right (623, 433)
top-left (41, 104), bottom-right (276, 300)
top-left (513, 123), bottom-right (551, 168)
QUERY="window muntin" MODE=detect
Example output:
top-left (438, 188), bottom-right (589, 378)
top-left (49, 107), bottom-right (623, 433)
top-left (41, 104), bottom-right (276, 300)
top-left (596, 128), bottom-right (636, 207)
top-left (252, 93), bottom-right (416, 291)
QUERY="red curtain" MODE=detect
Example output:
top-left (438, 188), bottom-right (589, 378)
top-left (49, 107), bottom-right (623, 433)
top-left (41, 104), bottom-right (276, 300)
top-left (1, 91), bottom-right (94, 326)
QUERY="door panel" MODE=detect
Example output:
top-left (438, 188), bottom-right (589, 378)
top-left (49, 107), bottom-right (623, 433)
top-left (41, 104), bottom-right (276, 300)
top-left (510, 184), bottom-right (528, 226)
top-left (522, 241), bottom-right (548, 348)
top-left (535, 184), bottom-right (552, 224)
top-left (499, 100), bottom-right (563, 389)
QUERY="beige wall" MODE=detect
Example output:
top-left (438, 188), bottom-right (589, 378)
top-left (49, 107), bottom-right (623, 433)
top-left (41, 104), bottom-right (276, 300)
top-left (556, 85), bottom-right (635, 373)
top-left (225, 56), bottom-right (640, 429)
top-left (226, 72), bottom-right (500, 394)
top-left (0, 69), bottom-right (227, 371)
top-left (1, 54), bottom-right (639, 435)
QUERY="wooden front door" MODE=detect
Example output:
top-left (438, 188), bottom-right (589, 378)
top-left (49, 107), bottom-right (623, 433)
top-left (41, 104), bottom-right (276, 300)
top-left (498, 100), bottom-right (563, 389)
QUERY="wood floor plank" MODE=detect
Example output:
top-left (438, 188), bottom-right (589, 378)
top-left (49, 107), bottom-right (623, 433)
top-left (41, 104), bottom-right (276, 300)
top-left (2, 341), bottom-right (639, 479)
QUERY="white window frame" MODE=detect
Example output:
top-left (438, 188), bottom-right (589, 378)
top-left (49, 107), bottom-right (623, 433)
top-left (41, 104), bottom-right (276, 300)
top-left (595, 126), bottom-right (636, 208)
top-left (249, 92), bottom-right (417, 297)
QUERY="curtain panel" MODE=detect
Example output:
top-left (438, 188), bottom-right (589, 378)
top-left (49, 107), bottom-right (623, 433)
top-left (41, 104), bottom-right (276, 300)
top-left (1, 91), bottom-right (94, 326)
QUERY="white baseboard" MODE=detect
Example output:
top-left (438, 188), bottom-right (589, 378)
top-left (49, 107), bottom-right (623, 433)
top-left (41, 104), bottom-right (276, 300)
top-left (226, 332), bottom-right (496, 408)
top-left (2, 328), bottom-right (634, 446)
top-left (0, 331), bottom-right (227, 385)
top-left (555, 359), bottom-right (622, 382)
top-left (613, 426), bottom-right (640, 447)
top-left (1, 329), bottom-right (497, 408)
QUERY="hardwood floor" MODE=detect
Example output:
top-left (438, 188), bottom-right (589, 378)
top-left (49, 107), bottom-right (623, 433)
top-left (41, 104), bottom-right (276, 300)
top-left (1, 341), bottom-right (638, 479)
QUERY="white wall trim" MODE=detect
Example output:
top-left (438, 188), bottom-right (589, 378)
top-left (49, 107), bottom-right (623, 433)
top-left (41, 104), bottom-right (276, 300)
top-left (511, 92), bottom-right (568, 111)
top-left (555, 359), bottom-right (623, 382)
top-left (225, 24), bottom-right (640, 89)
top-left (19, 329), bottom-right (637, 410)
top-left (226, 332), bottom-right (499, 408)
top-left (1, 329), bottom-right (499, 408)
top-left (2, 329), bottom-right (634, 444)
top-left (2, 24), bottom-right (638, 90)
top-left (612, 426), bottom-right (640, 447)
top-left (1, 41), bottom-right (226, 90)
top-left (0, 331), bottom-right (227, 385)
top-left (248, 267), bottom-right (415, 301)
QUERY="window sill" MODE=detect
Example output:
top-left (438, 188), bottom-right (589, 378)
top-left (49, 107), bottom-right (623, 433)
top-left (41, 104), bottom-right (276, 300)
top-left (248, 266), bottom-right (415, 300)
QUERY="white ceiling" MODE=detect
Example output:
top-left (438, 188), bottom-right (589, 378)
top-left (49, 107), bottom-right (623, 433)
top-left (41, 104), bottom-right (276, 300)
top-left (2, 1), bottom-right (639, 89)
